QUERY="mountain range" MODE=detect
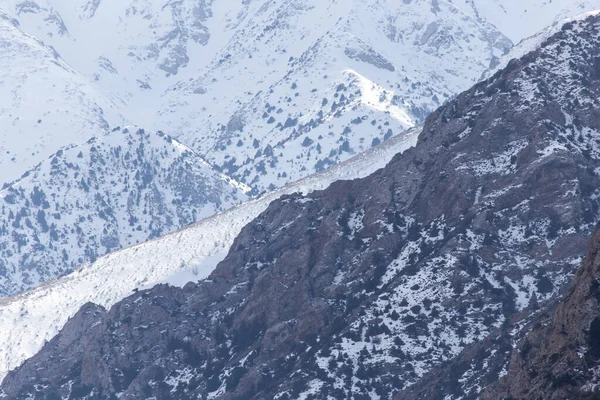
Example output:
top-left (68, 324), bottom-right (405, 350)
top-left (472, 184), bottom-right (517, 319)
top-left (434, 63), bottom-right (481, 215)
top-left (0, 0), bottom-right (515, 193)
top-left (4, 10), bottom-right (600, 399)
top-left (0, 0), bottom-right (513, 296)
top-left (0, 128), bottom-right (419, 383)
top-left (2, 1), bottom-right (600, 399)
top-left (0, 0), bottom-right (599, 301)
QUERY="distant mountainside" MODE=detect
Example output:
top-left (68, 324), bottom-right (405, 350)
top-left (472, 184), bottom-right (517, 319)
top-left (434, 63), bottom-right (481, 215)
top-left (453, 0), bottom-right (600, 42)
top-left (0, 0), bottom-right (511, 301)
top-left (483, 225), bottom-right (600, 399)
top-left (4, 12), bottom-right (600, 400)
top-left (0, 127), bottom-right (248, 297)
top-left (0, 0), bottom-right (514, 192)
top-left (155, 0), bottom-right (513, 193)
top-left (1, 0), bottom-right (599, 301)
top-left (0, 128), bottom-right (419, 384)
top-left (0, 10), bottom-right (123, 184)
top-left (3, 0), bottom-right (598, 190)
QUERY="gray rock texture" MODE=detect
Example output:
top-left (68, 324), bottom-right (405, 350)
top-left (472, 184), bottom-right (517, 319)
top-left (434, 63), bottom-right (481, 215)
top-left (483, 226), bottom-right (600, 399)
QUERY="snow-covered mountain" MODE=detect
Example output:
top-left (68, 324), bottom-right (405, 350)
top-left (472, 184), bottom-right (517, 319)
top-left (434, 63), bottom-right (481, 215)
top-left (0, 128), bottom-right (419, 384)
top-left (0, 0), bottom-right (514, 193)
top-left (6, 9), bottom-right (600, 397)
top-left (0, 0), bottom-right (512, 299)
top-left (0, 127), bottom-right (249, 297)
top-left (157, 0), bottom-right (514, 193)
top-left (0, 10), bottom-right (123, 184)
top-left (0, 0), bottom-right (597, 288)
top-left (2, 2), bottom-right (600, 396)
top-left (0, 0), bottom-right (596, 334)
top-left (3, 0), bottom-right (599, 194)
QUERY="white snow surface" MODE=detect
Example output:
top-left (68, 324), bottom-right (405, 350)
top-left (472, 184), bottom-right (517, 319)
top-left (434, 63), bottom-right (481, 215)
top-left (0, 128), bottom-right (419, 383)
top-left (1, 0), bottom-right (597, 192)
top-left (0, 126), bottom-right (249, 296)
top-left (0, 10), bottom-right (124, 184)
top-left (0, 0), bottom-right (512, 192)
top-left (451, 0), bottom-right (600, 43)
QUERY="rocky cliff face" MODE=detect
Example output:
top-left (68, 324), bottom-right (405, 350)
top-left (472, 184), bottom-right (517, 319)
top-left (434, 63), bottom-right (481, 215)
top-left (4, 12), bottom-right (600, 400)
top-left (0, 129), bottom-right (419, 384)
top-left (481, 226), bottom-right (600, 399)
top-left (395, 227), bottom-right (600, 400)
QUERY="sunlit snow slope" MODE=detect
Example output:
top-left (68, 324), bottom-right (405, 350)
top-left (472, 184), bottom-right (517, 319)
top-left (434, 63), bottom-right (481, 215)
top-left (0, 10), bottom-right (123, 184)
top-left (453, 0), bottom-right (600, 43)
top-left (0, 128), bottom-right (419, 383)
top-left (1, 0), bottom-right (598, 192)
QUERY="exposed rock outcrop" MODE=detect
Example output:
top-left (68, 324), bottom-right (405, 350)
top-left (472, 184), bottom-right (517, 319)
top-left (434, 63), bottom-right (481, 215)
top-left (483, 226), bottom-right (600, 399)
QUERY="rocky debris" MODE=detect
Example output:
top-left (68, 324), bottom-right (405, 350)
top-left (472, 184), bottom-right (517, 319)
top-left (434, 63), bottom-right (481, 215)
top-left (5, 12), bottom-right (600, 400)
top-left (344, 46), bottom-right (396, 71)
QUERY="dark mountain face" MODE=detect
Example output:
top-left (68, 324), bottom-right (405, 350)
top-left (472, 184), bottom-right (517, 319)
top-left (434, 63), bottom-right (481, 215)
top-left (396, 225), bottom-right (600, 400)
top-left (3, 14), bottom-right (600, 400)
top-left (483, 226), bottom-right (600, 399)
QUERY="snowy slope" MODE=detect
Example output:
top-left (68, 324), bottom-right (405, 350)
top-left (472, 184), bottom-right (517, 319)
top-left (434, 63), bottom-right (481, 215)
top-left (0, 0), bottom-right (510, 193)
top-left (0, 0), bottom-right (598, 191)
top-left (160, 0), bottom-right (512, 193)
top-left (6, 11), bottom-right (600, 397)
top-left (0, 0), bottom-right (596, 193)
top-left (452, 0), bottom-right (600, 43)
top-left (0, 2), bottom-right (600, 394)
top-left (0, 127), bottom-right (419, 383)
top-left (0, 10), bottom-right (123, 185)
top-left (0, 0), bottom-right (509, 301)
top-left (0, 127), bottom-right (249, 297)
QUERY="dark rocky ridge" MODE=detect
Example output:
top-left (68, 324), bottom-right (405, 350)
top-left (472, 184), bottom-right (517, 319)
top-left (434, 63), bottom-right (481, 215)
top-left (396, 226), bottom-right (600, 400)
top-left (0, 127), bottom-right (247, 297)
top-left (482, 226), bottom-right (600, 399)
top-left (4, 13), bottom-right (600, 400)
